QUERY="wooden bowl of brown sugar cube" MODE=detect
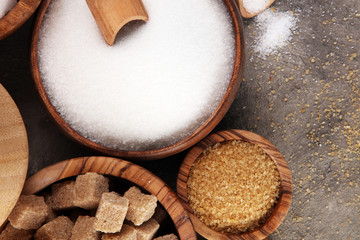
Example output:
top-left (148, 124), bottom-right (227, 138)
top-left (177, 129), bottom-right (292, 240)
top-left (0, 0), bottom-right (41, 39)
top-left (0, 156), bottom-right (197, 240)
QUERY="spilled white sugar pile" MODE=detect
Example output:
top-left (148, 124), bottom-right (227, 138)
top-left (38, 0), bottom-right (235, 151)
top-left (254, 9), bottom-right (297, 55)
top-left (242, 0), bottom-right (270, 14)
top-left (0, 0), bottom-right (17, 18)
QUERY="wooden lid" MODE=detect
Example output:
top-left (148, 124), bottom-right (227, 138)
top-left (0, 84), bottom-right (29, 226)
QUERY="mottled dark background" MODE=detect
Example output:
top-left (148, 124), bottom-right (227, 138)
top-left (0, 0), bottom-right (359, 239)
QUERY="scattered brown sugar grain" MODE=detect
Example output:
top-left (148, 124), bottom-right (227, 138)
top-left (187, 140), bottom-right (281, 234)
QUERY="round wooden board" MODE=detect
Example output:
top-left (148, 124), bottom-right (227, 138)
top-left (22, 156), bottom-right (197, 240)
top-left (0, 84), bottom-right (29, 227)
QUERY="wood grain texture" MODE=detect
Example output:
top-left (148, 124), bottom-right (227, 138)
top-left (0, 84), bottom-right (28, 227)
top-left (22, 156), bottom-right (197, 240)
top-left (86, 0), bottom-right (149, 45)
top-left (30, 0), bottom-right (245, 160)
top-left (237, 0), bottom-right (275, 18)
top-left (177, 130), bottom-right (292, 240)
top-left (0, 0), bottom-right (41, 39)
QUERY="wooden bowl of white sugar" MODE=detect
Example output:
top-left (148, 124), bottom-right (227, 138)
top-left (31, 0), bottom-right (245, 160)
top-left (0, 0), bottom-right (41, 39)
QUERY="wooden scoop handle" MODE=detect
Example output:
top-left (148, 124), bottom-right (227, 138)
top-left (86, 0), bottom-right (149, 45)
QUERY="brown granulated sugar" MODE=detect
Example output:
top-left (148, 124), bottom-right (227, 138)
top-left (187, 140), bottom-right (281, 234)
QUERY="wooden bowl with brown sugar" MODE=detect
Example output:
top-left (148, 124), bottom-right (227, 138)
top-left (0, 0), bottom-right (41, 39)
top-left (177, 129), bottom-right (292, 240)
top-left (30, 0), bottom-right (245, 160)
top-left (18, 156), bottom-right (197, 240)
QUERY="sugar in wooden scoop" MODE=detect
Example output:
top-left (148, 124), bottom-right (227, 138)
top-left (38, 0), bottom-right (235, 151)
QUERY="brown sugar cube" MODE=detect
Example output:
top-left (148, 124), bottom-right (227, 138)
top-left (124, 186), bottom-right (157, 226)
top-left (35, 216), bottom-right (73, 240)
top-left (94, 192), bottom-right (129, 233)
top-left (46, 180), bottom-right (75, 210)
top-left (134, 219), bottom-right (159, 240)
top-left (46, 206), bottom-right (57, 223)
top-left (74, 173), bottom-right (109, 210)
top-left (8, 195), bottom-right (48, 230)
top-left (0, 223), bottom-right (33, 240)
top-left (71, 216), bottom-right (100, 240)
top-left (101, 224), bottom-right (137, 240)
top-left (154, 233), bottom-right (179, 240)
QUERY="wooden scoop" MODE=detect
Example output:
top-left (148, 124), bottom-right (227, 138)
top-left (237, 0), bottom-right (275, 18)
top-left (86, 0), bottom-right (149, 45)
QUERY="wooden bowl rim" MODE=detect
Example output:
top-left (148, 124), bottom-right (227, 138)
top-left (176, 129), bottom-right (293, 240)
top-left (0, 0), bottom-right (41, 40)
top-left (30, 0), bottom-right (245, 160)
top-left (21, 156), bottom-right (197, 240)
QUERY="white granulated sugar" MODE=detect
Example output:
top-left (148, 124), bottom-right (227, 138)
top-left (242, 0), bottom-right (270, 14)
top-left (38, 0), bottom-right (235, 151)
top-left (0, 0), bottom-right (17, 18)
top-left (254, 9), bottom-right (297, 56)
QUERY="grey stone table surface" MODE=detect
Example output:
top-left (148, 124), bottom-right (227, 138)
top-left (0, 0), bottom-right (359, 239)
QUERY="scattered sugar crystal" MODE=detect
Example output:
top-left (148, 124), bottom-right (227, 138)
top-left (0, 0), bottom-right (17, 18)
top-left (254, 9), bottom-right (297, 56)
top-left (38, 0), bottom-right (235, 151)
top-left (242, 0), bottom-right (270, 14)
